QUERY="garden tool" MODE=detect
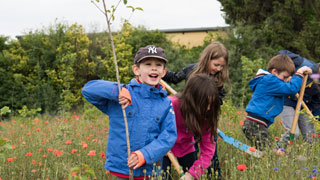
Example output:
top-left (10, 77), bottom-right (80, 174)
top-left (160, 79), bottom-right (263, 158)
top-left (289, 74), bottom-right (309, 141)
top-left (295, 93), bottom-right (317, 122)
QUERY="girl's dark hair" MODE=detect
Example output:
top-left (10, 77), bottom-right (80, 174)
top-left (178, 73), bottom-right (220, 142)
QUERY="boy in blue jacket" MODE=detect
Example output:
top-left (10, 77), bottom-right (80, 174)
top-left (276, 50), bottom-right (320, 150)
top-left (242, 54), bottom-right (312, 150)
top-left (82, 45), bottom-right (177, 179)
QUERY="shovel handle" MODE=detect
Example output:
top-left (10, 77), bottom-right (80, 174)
top-left (290, 74), bottom-right (308, 140)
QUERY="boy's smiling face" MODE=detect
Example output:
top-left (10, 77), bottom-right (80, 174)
top-left (132, 58), bottom-right (167, 86)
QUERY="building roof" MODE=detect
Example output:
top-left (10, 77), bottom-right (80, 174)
top-left (159, 26), bottom-right (229, 33)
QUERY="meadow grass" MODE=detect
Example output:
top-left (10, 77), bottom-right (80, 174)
top-left (0, 102), bottom-right (319, 180)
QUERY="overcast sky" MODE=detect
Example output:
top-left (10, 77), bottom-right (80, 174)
top-left (0, 0), bottom-right (227, 39)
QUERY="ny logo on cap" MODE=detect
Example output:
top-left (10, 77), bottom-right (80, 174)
top-left (148, 46), bottom-right (157, 54)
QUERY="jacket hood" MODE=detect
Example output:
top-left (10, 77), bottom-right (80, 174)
top-left (249, 69), bottom-right (270, 91)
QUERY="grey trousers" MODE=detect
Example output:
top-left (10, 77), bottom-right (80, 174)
top-left (277, 106), bottom-right (315, 148)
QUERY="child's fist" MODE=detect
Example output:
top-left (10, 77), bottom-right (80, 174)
top-left (297, 66), bottom-right (312, 74)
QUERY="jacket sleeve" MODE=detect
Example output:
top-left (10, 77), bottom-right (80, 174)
top-left (82, 80), bottom-right (120, 113)
top-left (162, 64), bottom-right (196, 84)
top-left (188, 129), bottom-right (215, 179)
top-left (262, 74), bottom-right (303, 96)
top-left (139, 103), bottom-right (177, 164)
top-left (218, 87), bottom-right (225, 105)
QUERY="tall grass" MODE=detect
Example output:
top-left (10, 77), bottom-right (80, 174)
top-left (0, 101), bottom-right (319, 179)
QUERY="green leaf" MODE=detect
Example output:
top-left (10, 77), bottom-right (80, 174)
top-left (135, 7), bottom-right (143, 11)
top-left (0, 139), bottom-right (7, 146)
top-left (127, 6), bottom-right (135, 12)
top-left (3, 143), bottom-right (12, 149)
top-left (123, 0), bottom-right (127, 5)
top-left (85, 169), bottom-right (96, 177)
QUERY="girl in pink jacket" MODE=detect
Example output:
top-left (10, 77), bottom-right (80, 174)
top-left (162, 73), bottom-right (221, 180)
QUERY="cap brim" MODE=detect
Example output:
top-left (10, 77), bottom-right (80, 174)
top-left (136, 55), bottom-right (167, 63)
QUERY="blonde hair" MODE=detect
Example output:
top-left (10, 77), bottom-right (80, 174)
top-left (190, 42), bottom-right (230, 89)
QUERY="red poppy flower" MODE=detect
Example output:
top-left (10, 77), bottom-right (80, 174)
top-left (237, 164), bottom-right (247, 171)
top-left (311, 134), bottom-right (315, 138)
top-left (239, 120), bottom-right (244, 126)
top-left (26, 132), bottom-right (31, 136)
top-left (26, 152), bottom-right (32, 157)
top-left (82, 143), bottom-right (88, 149)
top-left (7, 158), bottom-right (14, 162)
top-left (53, 150), bottom-right (63, 157)
top-left (274, 136), bottom-right (279, 141)
top-left (48, 148), bottom-right (53, 152)
top-left (65, 140), bottom-right (72, 145)
top-left (36, 128), bottom-right (41, 132)
top-left (72, 149), bottom-right (78, 154)
top-left (101, 152), bottom-right (106, 159)
top-left (88, 150), bottom-right (96, 156)
top-left (248, 147), bottom-right (256, 152)
top-left (43, 154), bottom-right (46, 158)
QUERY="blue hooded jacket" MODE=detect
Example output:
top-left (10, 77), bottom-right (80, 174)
top-left (82, 79), bottom-right (177, 177)
top-left (245, 69), bottom-right (303, 127)
top-left (278, 50), bottom-right (320, 116)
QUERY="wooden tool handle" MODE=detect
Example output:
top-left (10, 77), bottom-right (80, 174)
top-left (290, 74), bottom-right (309, 139)
top-left (295, 93), bottom-right (315, 120)
top-left (167, 151), bottom-right (184, 176)
top-left (160, 79), bottom-right (177, 95)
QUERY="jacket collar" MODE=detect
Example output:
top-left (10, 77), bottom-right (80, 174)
top-left (128, 78), bottom-right (167, 97)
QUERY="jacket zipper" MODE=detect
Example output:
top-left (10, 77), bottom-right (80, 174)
top-left (266, 105), bottom-right (275, 115)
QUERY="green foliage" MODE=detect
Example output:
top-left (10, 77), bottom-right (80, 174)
top-left (17, 106), bottom-right (41, 118)
top-left (240, 56), bottom-right (264, 106)
top-left (69, 164), bottom-right (96, 180)
top-left (0, 106), bottom-right (11, 117)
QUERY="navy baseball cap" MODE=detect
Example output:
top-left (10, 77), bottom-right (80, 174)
top-left (134, 45), bottom-right (167, 64)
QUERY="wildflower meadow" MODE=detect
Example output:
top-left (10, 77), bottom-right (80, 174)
top-left (0, 101), bottom-right (319, 180)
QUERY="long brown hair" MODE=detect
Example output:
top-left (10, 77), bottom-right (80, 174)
top-left (178, 73), bottom-right (220, 142)
top-left (190, 42), bottom-right (230, 89)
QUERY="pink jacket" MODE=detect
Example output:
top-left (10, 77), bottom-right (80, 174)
top-left (169, 96), bottom-right (216, 179)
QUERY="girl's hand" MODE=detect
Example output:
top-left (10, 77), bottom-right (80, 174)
top-left (119, 96), bottom-right (130, 109)
top-left (127, 153), bottom-right (139, 169)
top-left (180, 172), bottom-right (194, 180)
